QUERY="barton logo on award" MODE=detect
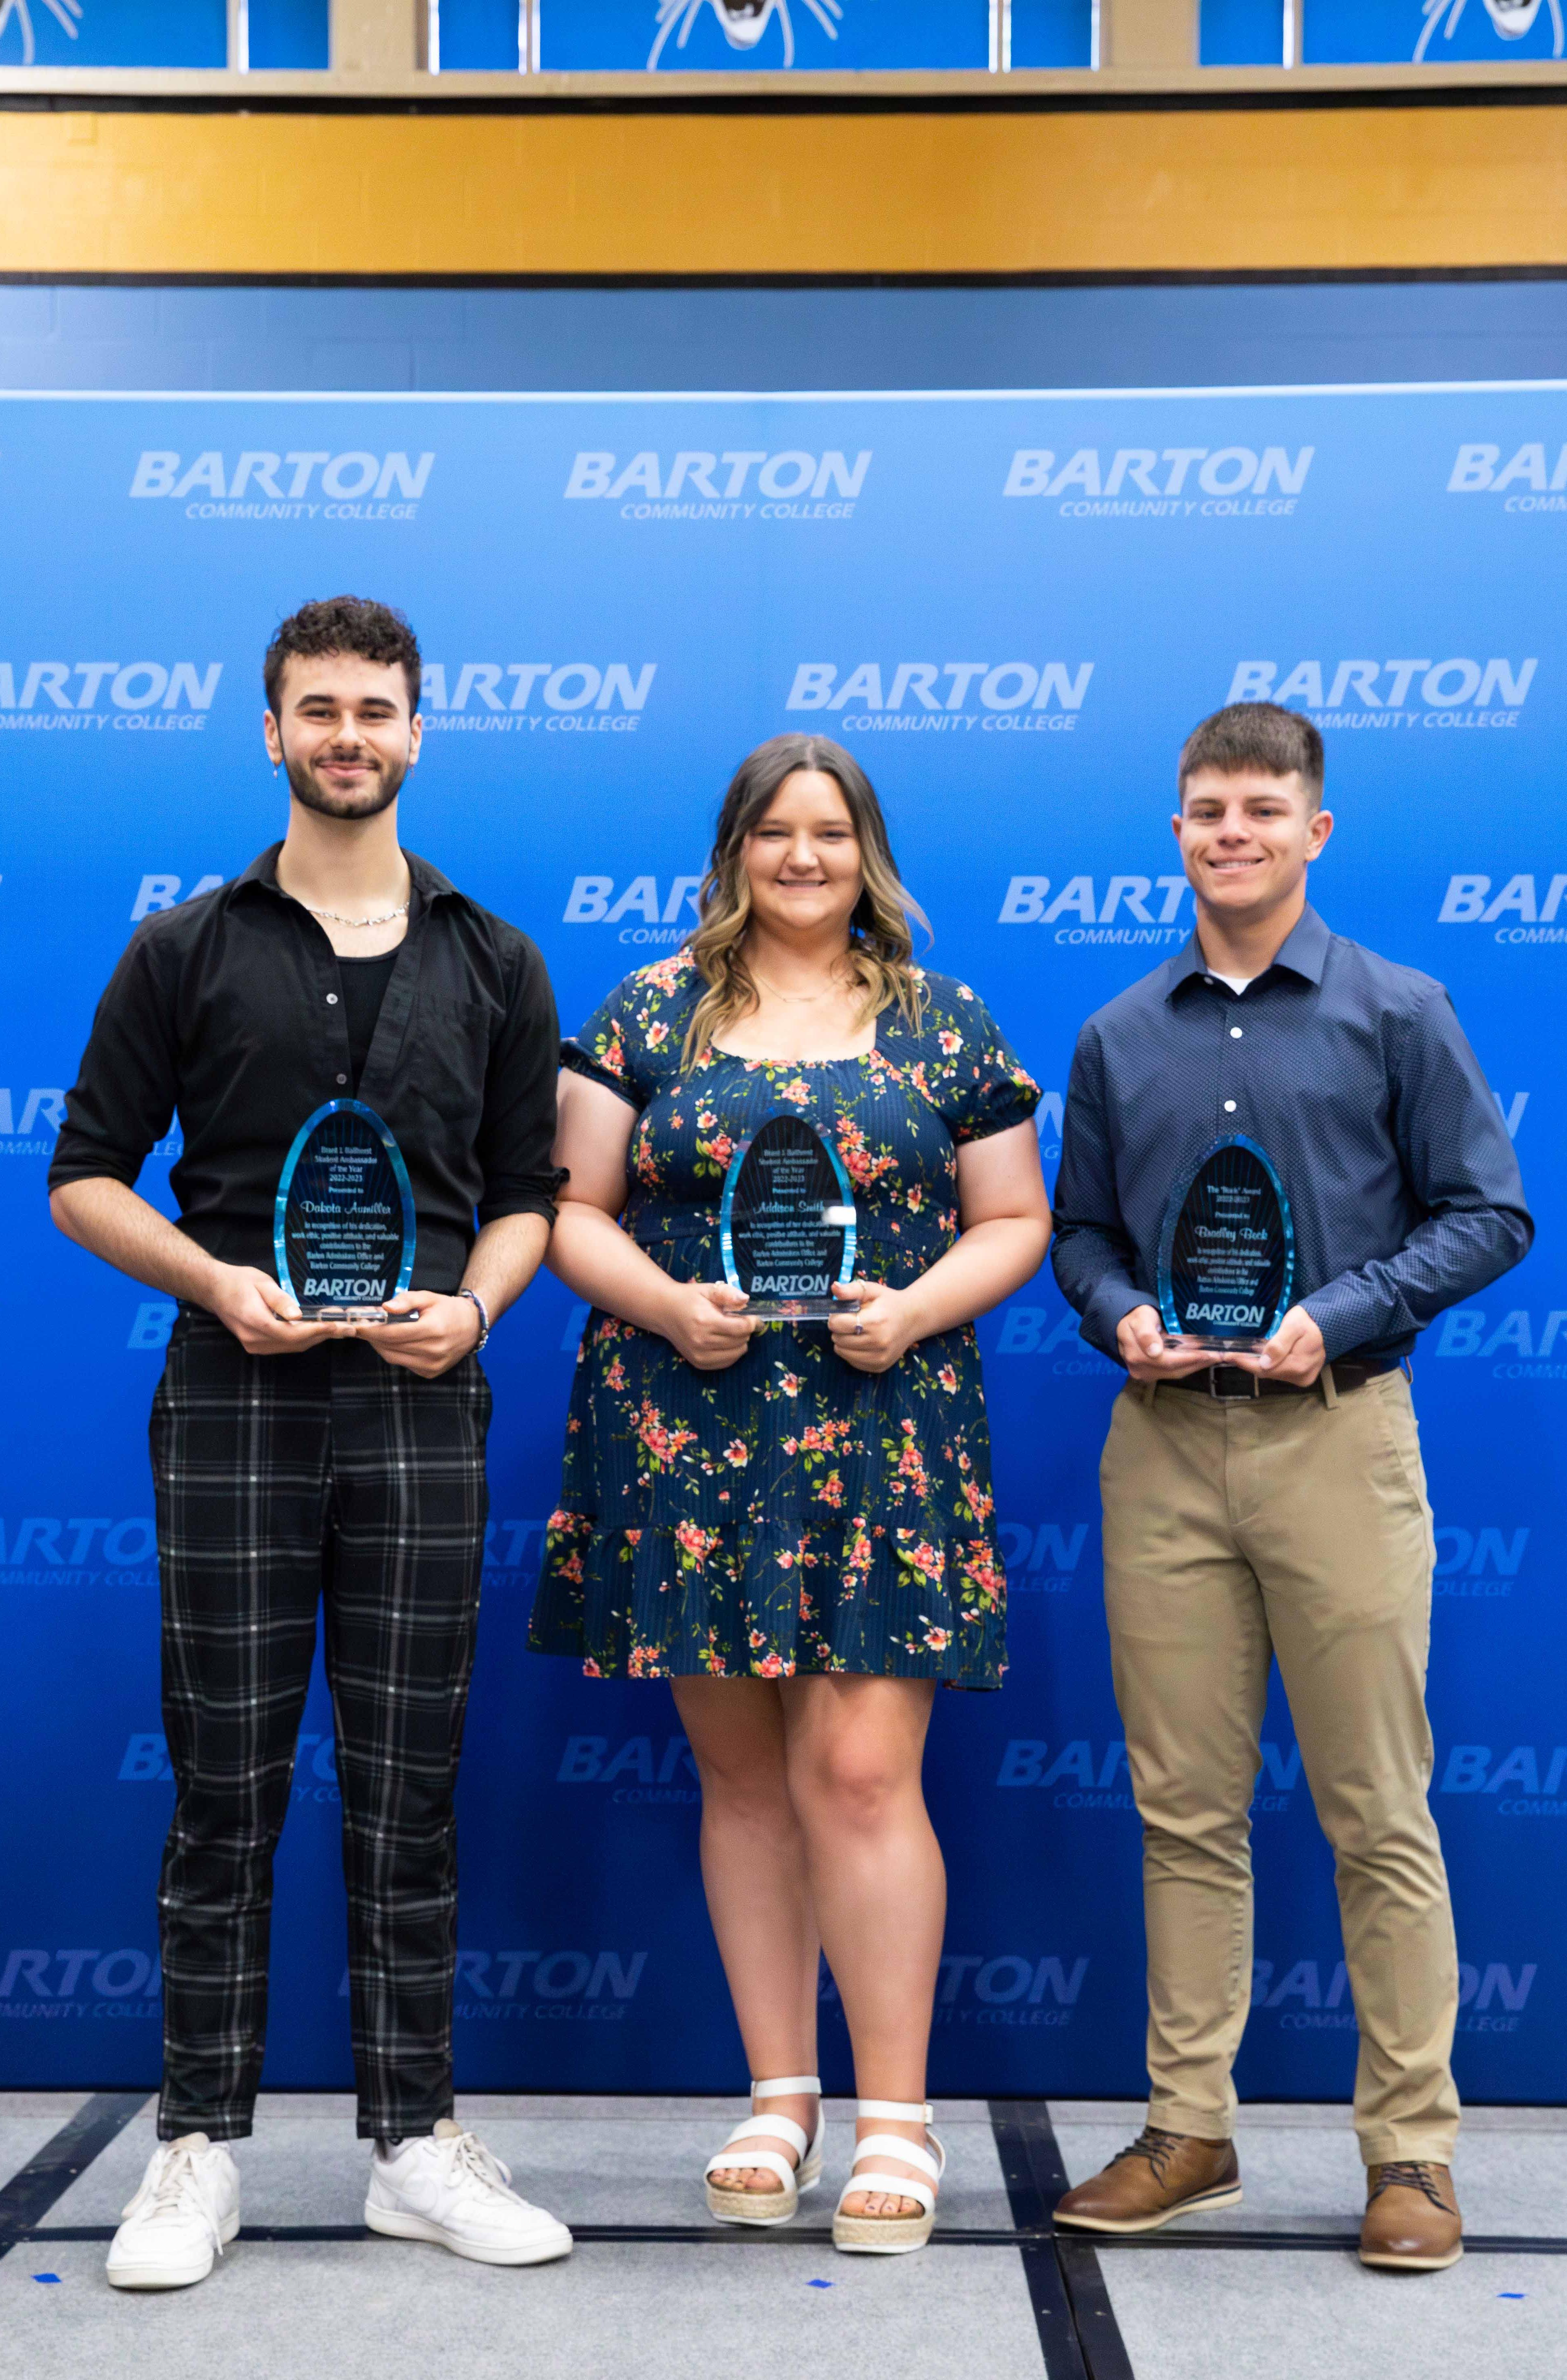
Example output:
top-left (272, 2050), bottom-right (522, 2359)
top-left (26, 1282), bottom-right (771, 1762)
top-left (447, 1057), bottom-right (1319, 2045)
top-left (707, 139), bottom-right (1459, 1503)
top-left (274, 1099), bottom-right (417, 1323)
top-left (1157, 1135), bottom-right (1294, 1352)
top-left (719, 1111), bottom-right (858, 1322)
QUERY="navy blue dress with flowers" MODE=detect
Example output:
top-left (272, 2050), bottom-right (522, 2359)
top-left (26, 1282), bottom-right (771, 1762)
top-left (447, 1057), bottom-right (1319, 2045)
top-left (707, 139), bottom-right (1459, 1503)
top-left (528, 952), bottom-right (1040, 1690)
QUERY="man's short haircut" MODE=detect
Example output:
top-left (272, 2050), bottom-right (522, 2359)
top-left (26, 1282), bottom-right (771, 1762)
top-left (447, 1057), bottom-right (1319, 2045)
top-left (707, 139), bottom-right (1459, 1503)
top-left (264, 595), bottom-right (421, 716)
top-left (1178, 701), bottom-right (1324, 811)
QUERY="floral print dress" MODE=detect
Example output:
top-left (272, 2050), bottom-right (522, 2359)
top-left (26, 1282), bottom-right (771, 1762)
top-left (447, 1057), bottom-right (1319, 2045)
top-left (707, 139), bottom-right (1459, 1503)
top-left (528, 952), bottom-right (1040, 1690)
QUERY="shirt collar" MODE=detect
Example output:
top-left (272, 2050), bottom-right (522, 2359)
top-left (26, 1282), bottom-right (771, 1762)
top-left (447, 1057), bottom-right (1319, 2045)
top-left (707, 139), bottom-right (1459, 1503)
top-left (1165, 902), bottom-right (1330, 1000)
top-left (235, 844), bottom-right (458, 904)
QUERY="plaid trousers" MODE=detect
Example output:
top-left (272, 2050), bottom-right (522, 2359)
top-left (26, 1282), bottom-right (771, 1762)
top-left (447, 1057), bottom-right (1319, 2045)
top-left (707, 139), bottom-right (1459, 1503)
top-left (150, 1307), bottom-right (491, 2141)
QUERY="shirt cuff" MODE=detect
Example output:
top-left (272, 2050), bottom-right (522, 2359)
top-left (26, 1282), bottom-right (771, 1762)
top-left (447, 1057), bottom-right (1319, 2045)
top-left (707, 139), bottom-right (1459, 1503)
top-left (1298, 1283), bottom-right (1378, 1363)
top-left (1083, 1275), bottom-right (1155, 1363)
top-left (47, 1148), bottom-right (144, 1193)
top-left (476, 1180), bottom-right (564, 1229)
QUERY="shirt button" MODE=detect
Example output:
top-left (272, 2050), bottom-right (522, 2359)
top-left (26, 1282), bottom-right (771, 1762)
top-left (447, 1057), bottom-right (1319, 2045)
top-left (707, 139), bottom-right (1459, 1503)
top-left (1204, 976), bottom-right (1214, 985)
top-left (336, 1073), bottom-right (348, 1086)
top-left (1223, 1099), bottom-right (1237, 1112)
top-left (327, 993), bottom-right (339, 1005)
top-left (1230, 1026), bottom-right (1242, 1039)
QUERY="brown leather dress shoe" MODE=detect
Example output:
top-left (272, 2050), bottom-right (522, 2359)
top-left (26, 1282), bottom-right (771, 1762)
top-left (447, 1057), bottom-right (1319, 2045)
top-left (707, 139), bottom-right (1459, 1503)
top-left (1360, 2163), bottom-right (1463, 2270)
top-left (1053, 2126), bottom-right (1241, 2234)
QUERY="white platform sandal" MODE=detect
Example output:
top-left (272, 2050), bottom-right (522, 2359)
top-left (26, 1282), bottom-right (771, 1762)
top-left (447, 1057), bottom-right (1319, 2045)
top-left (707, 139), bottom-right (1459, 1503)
top-left (833, 2100), bottom-right (945, 2255)
top-left (704, 2075), bottom-right (825, 2227)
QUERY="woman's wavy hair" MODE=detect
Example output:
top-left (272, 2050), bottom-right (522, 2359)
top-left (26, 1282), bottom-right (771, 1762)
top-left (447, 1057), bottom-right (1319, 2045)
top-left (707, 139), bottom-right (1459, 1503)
top-left (681, 733), bottom-right (929, 1068)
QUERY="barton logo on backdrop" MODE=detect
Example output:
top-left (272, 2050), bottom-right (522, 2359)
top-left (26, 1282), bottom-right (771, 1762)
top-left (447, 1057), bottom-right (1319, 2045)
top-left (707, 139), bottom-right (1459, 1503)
top-left (565, 448), bottom-right (870, 522)
top-left (1441, 872), bottom-right (1567, 945)
top-left (1003, 444), bottom-right (1313, 519)
top-left (1441, 1742), bottom-right (1567, 1817)
top-left (787, 660), bottom-right (1093, 737)
top-left (996, 873), bottom-right (1192, 950)
top-left (1249, 1951), bottom-right (1538, 2034)
top-left (923, 1951), bottom-right (1091, 2031)
top-left (990, 1294), bottom-right (1118, 1378)
top-left (129, 450), bottom-right (433, 523)
top-left (1434, 1522), bottom-right (1530, 1601)
top-left (995, 1520), bottom-right (1092, 1597)
top-left (420, 662), bottom-right (657, 736)
top-left (0, 1088), bottom-right (66, 1157)
top-left (1433, 1302), bottom-right (1567, 1381)
top-left (121, 1729), bottom-right (342, 1809)
top-left (997, 1737), bottom-right (1302, 1815)
top-left (0, 1514), bottom-right (155, 1586)
top-left (483, 1516), bottom-right (551, 1589)
top-left (1228, 657), bottom-right (1536, 732)
top-left (1448, 441), bottom-right (1567, 514)
top-left (450, 1949), bottom-right (649, 2023)
top-left (563, 875), bottom-right (701, 948)
top-left (0, 1948), bottom-right (160, 2020)
top-left (557, 1733), bottom-right (699, 1806)
top-left (0, 660), bottom-right (221, 733)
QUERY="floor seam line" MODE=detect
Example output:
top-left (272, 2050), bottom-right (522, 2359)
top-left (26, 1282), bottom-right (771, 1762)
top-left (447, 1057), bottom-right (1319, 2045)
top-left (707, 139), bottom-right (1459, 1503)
top-left (990, 2097), bottom-right (1104, 2380)
top-left (0, 2091), bottom-right (151, 2262)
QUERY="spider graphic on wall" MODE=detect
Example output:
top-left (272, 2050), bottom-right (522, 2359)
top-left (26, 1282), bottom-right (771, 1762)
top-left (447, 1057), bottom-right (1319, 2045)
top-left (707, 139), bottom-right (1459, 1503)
top-left (1416, 0), bottom-right (1565, 56)
top-left (0, 0), bottom-right (82, 64)
top-left (649, 0), bottom-right (843, 70)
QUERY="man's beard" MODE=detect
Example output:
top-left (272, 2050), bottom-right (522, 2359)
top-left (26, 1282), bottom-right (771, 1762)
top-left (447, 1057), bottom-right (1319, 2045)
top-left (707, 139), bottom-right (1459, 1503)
top-left (285, 750), bottom-right (405, 820)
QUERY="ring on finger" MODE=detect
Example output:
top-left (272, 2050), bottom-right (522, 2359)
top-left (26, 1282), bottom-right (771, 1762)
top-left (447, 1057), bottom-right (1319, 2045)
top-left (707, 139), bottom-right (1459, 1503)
top-left (854, 1319), bottom-right (865, 1335)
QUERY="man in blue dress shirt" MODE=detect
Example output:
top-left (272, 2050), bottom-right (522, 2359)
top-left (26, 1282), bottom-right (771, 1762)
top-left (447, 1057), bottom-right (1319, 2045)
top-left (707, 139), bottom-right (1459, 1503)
top-left (1049, 701), bottom-right (1531, 2271)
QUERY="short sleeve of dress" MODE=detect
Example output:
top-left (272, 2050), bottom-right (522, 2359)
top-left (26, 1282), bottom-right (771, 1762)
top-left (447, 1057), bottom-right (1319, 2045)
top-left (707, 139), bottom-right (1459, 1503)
top-left (923, 978), bottom-right (1042, 1144)
top-left (561, 956), bottom-right (697, 1113)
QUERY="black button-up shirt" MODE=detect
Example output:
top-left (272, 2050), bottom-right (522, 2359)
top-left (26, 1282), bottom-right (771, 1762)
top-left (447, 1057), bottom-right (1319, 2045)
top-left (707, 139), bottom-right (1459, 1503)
top-left (50, 845), bottom-right (562, 1293)
top-left (1051, 905), bottom-right (1532, 1364)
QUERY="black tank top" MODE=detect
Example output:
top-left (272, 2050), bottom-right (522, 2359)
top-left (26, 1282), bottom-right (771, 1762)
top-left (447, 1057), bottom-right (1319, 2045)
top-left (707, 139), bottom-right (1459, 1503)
top-left (336, 951), bottom-right (400, 1092)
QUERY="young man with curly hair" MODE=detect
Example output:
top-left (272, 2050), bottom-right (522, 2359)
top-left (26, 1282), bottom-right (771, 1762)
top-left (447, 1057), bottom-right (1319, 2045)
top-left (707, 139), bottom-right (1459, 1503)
top-left (51, 596), bottom-right (572, 2287)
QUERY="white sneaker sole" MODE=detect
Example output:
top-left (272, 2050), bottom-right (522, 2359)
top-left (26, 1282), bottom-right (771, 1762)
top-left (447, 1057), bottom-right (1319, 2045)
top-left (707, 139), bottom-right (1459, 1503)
top-left (106, 2208), bottom-right (241, 2289)
top-left (364, 2204), bottom-right (574, 2266)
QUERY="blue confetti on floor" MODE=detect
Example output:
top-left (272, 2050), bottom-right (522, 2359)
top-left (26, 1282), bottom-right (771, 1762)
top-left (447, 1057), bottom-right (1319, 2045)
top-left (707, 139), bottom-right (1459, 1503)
top-left (806, 2279), bottom-right (834, 2289)
top-left (1498, 2292), bottom-right (1526, 2299)
top-left (32, 2274), bottom-right (62, 2285)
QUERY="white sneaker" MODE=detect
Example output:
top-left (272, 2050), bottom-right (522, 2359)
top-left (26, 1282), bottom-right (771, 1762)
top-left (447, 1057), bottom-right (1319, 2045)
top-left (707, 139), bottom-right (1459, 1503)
top-left (106, 2134), bottom-right (241, 2290)
top-left (365, 2120), bottom-right (573, 2266)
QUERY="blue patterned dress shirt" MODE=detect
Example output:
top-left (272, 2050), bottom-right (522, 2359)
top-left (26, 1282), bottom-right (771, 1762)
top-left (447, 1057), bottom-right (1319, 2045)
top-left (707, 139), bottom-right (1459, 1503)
top-left (1050, 905), bottom-right (1533, 1364)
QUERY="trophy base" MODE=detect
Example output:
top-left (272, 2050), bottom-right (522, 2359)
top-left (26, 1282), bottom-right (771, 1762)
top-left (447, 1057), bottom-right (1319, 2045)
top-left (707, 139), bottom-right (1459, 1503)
top-left (746, 1296), bottom-right (861, 1324)
top-left (1163, 1332), bottom-right (1272, 1354)
top-left (293, 1307), bottom-right (399, 1326)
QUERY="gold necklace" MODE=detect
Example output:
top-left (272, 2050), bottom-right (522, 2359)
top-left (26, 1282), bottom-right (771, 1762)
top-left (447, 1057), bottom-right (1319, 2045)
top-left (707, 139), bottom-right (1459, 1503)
top-left (750, 970), bottom-right (854, 1005)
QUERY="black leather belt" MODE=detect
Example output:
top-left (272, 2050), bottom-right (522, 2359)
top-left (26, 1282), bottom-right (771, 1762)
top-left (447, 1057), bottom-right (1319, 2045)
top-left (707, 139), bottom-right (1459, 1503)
top-left (1169, 1357), bottom-right (1401, 1402)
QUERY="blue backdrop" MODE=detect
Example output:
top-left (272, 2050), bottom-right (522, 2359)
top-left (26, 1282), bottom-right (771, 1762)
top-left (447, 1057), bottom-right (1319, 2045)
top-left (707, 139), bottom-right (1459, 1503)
top-left (2, 333), bottom-right (1563, 2104)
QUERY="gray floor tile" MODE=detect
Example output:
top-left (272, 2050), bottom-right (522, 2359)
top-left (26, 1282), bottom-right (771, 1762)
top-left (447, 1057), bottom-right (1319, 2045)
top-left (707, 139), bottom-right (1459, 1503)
top-left (0, 2234), bottom-right (1048, 2380)
top-left (1099, 2246), bottom-right (1565, 2380)
top-left (42, 2093), bottom-right (1016, 2234)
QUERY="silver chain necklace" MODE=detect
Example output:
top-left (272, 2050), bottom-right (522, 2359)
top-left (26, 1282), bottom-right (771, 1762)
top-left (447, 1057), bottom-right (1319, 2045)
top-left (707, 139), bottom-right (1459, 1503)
top-left (302, 899), bottom-right (410, 929)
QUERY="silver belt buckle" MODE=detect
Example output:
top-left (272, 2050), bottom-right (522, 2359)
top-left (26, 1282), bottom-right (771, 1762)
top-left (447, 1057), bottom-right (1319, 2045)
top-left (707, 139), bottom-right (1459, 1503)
top-left (1207, 1364), bottom-right (1261, 1403)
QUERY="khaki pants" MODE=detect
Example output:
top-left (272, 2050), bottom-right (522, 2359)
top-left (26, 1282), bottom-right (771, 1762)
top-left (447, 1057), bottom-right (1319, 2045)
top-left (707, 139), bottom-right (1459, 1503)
top-left (1099, 1368), bottom-right (1459, 2166)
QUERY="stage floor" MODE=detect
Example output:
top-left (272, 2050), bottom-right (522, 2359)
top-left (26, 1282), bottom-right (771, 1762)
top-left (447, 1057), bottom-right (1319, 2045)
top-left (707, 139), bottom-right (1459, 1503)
top-left (1, 2092), bottom-right (1561, 2378)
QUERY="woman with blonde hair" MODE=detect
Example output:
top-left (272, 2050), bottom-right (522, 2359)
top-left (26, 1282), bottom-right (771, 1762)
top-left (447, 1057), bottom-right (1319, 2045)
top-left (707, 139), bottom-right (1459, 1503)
top-left (530, 733), bottom-right (1050, 2252)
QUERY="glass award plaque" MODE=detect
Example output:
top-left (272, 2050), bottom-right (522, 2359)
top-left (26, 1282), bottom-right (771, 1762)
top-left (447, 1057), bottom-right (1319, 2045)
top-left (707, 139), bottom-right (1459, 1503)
top-left (1156, 1134), bottom-right (1295, 1352)
top-left (273, 1099), bottom-right (416, 1324)
top-left (719, 1110), bottom-right (859, 1322)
